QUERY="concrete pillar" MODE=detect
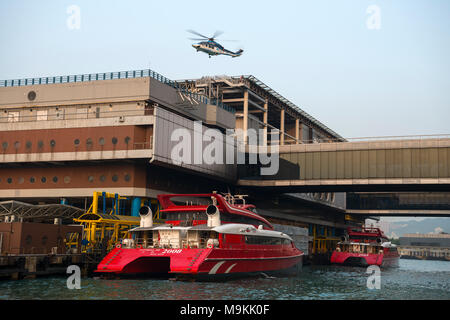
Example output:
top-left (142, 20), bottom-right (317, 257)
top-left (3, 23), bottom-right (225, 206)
top-left (295, 118), bottom-right (299, 143)
top-left (243, 90), bottom-right (249, 144)
top-left (299, 122), bottom-right (303, 142)
top-left (280, 108), bottom-right (285, 145)
top-left (263, 99), bottom-right (268, 145)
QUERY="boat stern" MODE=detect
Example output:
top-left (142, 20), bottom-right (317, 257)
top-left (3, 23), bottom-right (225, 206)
top-left (331, 251), bottom-right (383, 267)
top-left (95, 247), bottom-right (212, 276)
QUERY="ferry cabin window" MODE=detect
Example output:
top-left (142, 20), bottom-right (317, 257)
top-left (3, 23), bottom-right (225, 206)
top-left (347, 235), bottom-right (377, 241)
top-left (164, 211), bottom-right (207, 221)
top-left (163, 210), bottom-right (271, 229)
top-left (245, 236), bottom-right (290, 245)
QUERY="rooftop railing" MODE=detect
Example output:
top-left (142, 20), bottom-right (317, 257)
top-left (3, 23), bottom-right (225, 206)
top-left (0, 69), bottom-right (235, 114)
top-left (281, 134), bottom-right (450, 145)
top-left (343, 133), bottom-right (450, 142)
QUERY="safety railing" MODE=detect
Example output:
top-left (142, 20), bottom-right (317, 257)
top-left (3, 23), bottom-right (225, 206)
top-left (343, 134), bottom-right (450, 142)
top-left (133, 140), bottom-right (153, 150)
top-left (0, 106), bottom-right (155, 124)
top-left (0, 68), bottom-right (236, 114)
top-left (280, 134), bottom-right (450, 145)
top-left (0, 69), bottom-right (167, 87)
top-left (133, 236), bottom-right (210, 249)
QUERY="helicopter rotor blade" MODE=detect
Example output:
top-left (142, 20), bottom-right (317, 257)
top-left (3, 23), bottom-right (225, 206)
top-left (188, 38), bottom-right (206, 41)
top-left (211, 30), bottom-right (224, 39)
top-left (187, 29), bottom-right (209, 39)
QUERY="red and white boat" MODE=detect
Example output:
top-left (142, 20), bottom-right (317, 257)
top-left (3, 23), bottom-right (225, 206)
top-left (330, 226), bottom-right (399, 267)
top-left (95, 193), bottom-right (304, 280)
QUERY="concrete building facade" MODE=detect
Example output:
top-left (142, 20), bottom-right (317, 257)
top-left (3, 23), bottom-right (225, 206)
top-left (0, 68), bottom-right (348, 245)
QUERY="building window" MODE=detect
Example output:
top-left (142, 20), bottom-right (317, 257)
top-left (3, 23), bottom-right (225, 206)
top-left (27, 91), bottom-right (36, 101)
top-left (7, 111), bottom-right (19, 122)
top-left (37, 110), bottom-right (48, 121)
top-left (64, 176), bottom-right (71, 184)
top-left (7, 178), bottom-right (12, 184)
top-left (41, 177), bottom-right (47, 183)
top-left (74, 139), bottom-right (80, 146)
top-left (30, 177), bottom-right (36, 183)
top-left (88, 176), bottom-right (94, 182)
top-left (112, 174), bottom-right (118, 182)
top-left (52, 176), bottom-right (58, 183)
top-left (100, 175), bottom-right (106, 182)
top-left (77, 108), bottom-right (87, 119)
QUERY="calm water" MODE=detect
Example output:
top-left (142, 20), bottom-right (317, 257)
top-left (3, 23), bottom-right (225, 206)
top-left (0, 259), bottom-right (449, 300)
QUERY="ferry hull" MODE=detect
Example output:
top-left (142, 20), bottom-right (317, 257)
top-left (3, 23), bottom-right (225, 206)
top-left (95, 247), bottom-right (303, 280)
top-left (330, 251), bottom-right (399, 268)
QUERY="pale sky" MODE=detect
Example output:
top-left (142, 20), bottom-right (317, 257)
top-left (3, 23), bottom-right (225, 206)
top-left (0, 0), bottom-right (449, 139)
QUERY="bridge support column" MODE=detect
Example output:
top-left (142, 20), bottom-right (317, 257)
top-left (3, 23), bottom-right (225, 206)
top-left (280, 108), bottom-right (285, 145)
top-left (243, 89), bottom-right (249, 144)
top-left (299, 122), bottom-right (303, 142)
top-left (263, 99), bottom-right (268, 145)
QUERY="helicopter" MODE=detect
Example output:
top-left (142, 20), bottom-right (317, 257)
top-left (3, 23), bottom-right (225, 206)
top-left (188, 30), bottom-right (244, 58)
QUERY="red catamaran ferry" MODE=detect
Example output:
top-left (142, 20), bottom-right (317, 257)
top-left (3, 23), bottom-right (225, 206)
top-left (330, 226), bottom-right (399, 267)
top-left (95, 193), bottom-right (303, 280)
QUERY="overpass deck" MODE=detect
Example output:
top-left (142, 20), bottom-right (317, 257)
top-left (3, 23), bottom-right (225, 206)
top-left (239, 136), bottom-right (450, 192)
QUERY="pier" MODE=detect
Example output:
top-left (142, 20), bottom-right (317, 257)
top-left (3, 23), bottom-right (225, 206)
top-left (0, 68), bottom-right (449, 268)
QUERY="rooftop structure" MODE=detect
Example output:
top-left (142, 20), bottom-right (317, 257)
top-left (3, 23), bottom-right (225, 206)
top-left (176, 75), bottom-right (345, 145)
top-left (0, 68), bottom-right (348, 242)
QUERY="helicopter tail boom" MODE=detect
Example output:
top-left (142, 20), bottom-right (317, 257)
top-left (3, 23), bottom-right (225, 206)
top-left (232, 49), bottom-right (244, 57)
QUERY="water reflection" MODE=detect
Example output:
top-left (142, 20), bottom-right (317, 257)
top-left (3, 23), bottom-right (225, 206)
top-left (0, 260), bottom-right (448, 300)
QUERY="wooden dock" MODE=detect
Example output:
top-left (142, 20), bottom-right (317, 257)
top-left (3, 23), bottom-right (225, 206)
top-left (0, 253), bottom-right (83, 280)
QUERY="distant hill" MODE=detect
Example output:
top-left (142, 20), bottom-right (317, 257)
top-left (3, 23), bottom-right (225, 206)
top-left (388, 218), bottom-right (450, 238)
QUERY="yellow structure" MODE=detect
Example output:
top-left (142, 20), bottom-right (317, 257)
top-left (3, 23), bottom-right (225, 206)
top-left (74, 212), bottom-right (140, 253)
top-left (73, 191), bottom-right (141, 254)
top-left (311, 225), bottom-right (340, 255)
